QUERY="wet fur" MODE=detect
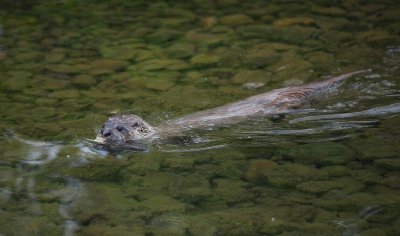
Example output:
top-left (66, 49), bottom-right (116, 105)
top-left (96, 70), bottom-right (370, 143)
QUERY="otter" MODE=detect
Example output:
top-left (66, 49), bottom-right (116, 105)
top-left (93, 70), bottom-right (370, 148)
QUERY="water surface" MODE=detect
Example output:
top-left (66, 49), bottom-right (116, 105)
top-left (1, 1), bottom-right (400, 235)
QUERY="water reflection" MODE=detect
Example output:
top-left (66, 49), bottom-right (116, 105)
top-left (336, 205), bottom-right (383, 236)
top-left (15, 136), bottom-right (61, 165)
top-left (290, 103), bottom-right (400, 124)
top-left (7, 135), bottom-right (83, 236)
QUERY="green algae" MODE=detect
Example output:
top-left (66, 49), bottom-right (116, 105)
top-left (45, 52), bottom-right (65, 63)
top-left (184, 30), bottom-right (227, 45)
top-left (261, 163), bottom-right (326, 188)
top-left (99, 45), bottom-right (138, 60)
top-left (90, 59), bottom-right (129, 75)
top-left (296, 178), bottom-right (364, 194)
top-left (375, 159), bottom-right (400, 170)
top-left (219, 14), bottom-right (254, 26)
top-left (165, 42), bottom-right (196, 59)
top-left (161, 157), bottom-right (195, 171)
top-left (137, 195), bottom-right (187, 214)
top-left (44, 158), bottom-right (129, 181)
top-left (0, 1), bottom-right (400, 235)
top-left (279, 143), bottom-right (354, 165)
top-left (190, 53), bottom-right (220, 66)
top-left (213, 178), bottom-right (255, 204)
top-left (134, 59), bottom-right (189, 71)
top-left (72, 74), bottom-right (97, 88)
top-left (231, 70), bottom-right (271, 85)
top-left (243, 159), bottom-right (277, 184)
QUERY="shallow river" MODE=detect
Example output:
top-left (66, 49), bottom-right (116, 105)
top-left (1, 1), bottom-right (400, 235)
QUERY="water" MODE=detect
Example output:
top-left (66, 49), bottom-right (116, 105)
top-left (1, 0), bottom-right (400, 235)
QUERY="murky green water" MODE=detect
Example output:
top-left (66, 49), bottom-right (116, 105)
top-left (1, 0), bottom-right (400, 235)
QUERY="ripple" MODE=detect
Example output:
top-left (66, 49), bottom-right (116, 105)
top-left (289, 103), bottom-right (400, 124)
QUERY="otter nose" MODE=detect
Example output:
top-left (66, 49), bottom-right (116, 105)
top-left (101, 127), bottom-right (112, 137)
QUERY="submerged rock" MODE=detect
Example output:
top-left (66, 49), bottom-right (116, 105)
top-left (162, 7), bottom-right (196, 21)
top-left (44, 52), bottom-right (65, 63)
top-left (162, 157), bottom-right (195, 171)
top-left (51, 90), bottom-right (80, 98)
top-left (320, 165), bottom-right (351, 177)
top-left (273, 17), bottom-right (316, 27)
top-left (215, 0), bottom-right (239, 7)
top-left (125, 155), bottom-right (163, 175)
top-left (144, 78), bottom-right (175, 91)
top-left (0, 50), bottom-right (7, 61)
top-left (90, 59), bottom-right (129, 75)
top-left (72, 74), bottom-right (97, 88)
top-left (360, 228), bottom-right (388, 236)
top-left (2, 71), bottom-right (33, 90)
top-left (375, 159), bottom-right (400, 170)
top-left (200, 16), bottom-right (218, 28)
top-left (137, 195), bottom-right (187, 214)
top-left (312, 6), bottom-right (346, 16)
top-left (214, 178), bottom-right (255, 204)
top-left (237, 24), bottom-right (272, 39)
top-left (352, 136), bottom-right (397, 160)
top-left (134, 49), bottom-right (160, 62)
top-left (231, 70), bottom-right (271, 84)
top-left (30, 107), bottom-right (56, 119)
top-left (204, 67), bottom-right (236, 79)
top-left (381, 171), bottom-right (400, 188)
top-left (168, 174), bottom-right (212, 202)
top-left (46, 64), bottom-right (80, 74)
top-left (13, 51), bottom-right (42, 63)
top-left (243, 159), bottom-right (277, 184)
top-left (184, 30), bottom-right (227, 45)
top-left (135, 59), bottom-right (189, 71)
top-left (296, 178), bottom-right (364, 194)
top-left (141, 172), bottom-right (184, 190)
top-left (165, 42), bottom-right (196, 59)
top-left (219, 14), bottom-right (254, 26)
top-left (340, 193), bottom-right (379, 209)
top-left (358, 30), bottom-right (394, 44)
top-left (99, 45), bottom-right (138, 60)
top-left (148, 213), bottom-right (192, 235)
top-left (147, 29), bottom-right (182, 43)
top-left (381, 6), bottom-right (400, 21)
top-left (260, 163), bottom-right (324, 188)
top-left (279, 143), bottom-right (354, 165)
top-left (190, 53), bottom-right (220, 66)
top-left (44, 159), bottom-right (129, 181)
top-left (244, 48), bottom-right (280, 68)
top-left (81, 225), bottom-right (145, 236)
top-left (304, 51), bottom-right (334, 65)
top-left (199, 207), bottom-right (266, 235)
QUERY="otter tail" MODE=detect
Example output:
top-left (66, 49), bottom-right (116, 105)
top-left (309, 69), bottom-right (372, 89)
top-left (271, 69), bottom-right (372, 112)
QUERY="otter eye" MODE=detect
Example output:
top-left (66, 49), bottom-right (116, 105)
top-left (131, 122), bottom-right (139, 128)
top-left (116, 126), bottom-right (125, 132)
top-left (103, 132), bottom-right (111, 137)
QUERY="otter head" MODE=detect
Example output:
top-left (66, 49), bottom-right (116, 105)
top-left (94, 114), bottom-right (156, 144)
